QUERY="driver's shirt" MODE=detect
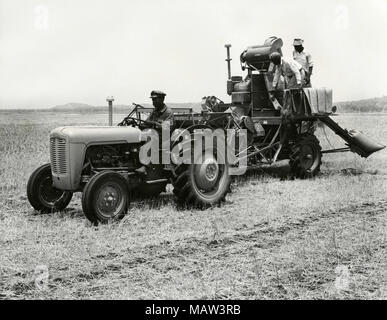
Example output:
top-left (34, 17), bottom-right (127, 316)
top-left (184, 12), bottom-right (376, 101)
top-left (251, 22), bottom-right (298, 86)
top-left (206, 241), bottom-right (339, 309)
top-left (147, 104), bottom-right (174, 126)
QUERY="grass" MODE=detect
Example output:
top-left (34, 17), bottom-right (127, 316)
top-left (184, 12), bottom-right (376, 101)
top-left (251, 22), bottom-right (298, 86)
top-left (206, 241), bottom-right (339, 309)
top-left (0, 112), bottom-right (386, 299)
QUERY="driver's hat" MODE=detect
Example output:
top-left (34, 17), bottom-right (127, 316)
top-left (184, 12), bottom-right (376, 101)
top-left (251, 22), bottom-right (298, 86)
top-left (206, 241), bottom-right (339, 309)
top-left (293, 38), bottom-right (304, 46)
top-left (150, 90), bottom-right (166, 98)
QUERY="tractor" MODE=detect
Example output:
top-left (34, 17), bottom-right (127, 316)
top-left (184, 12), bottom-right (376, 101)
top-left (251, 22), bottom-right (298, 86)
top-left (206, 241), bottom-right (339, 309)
top-left (27, 36), bottom-right (385, 224)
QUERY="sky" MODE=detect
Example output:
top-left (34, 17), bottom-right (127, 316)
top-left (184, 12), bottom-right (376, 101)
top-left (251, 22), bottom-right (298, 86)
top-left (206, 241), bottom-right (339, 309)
top-left (0, 0), bottom-right (387, 108)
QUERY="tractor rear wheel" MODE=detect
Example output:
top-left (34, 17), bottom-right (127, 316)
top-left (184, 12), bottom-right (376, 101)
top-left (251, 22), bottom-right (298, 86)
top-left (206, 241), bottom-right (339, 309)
top-left (171, 147), bottom-right (231, 208)
top-left (289, 133), bottom-right (322, 178)
top-left (82, 171), bottom-right (129, 224)
top-left (27, 163), bottom-right (73, 213)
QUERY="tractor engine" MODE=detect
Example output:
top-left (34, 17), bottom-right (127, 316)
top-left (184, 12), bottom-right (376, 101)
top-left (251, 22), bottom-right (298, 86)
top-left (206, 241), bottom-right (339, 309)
top-left (84, 144), bottom-right (139, 171)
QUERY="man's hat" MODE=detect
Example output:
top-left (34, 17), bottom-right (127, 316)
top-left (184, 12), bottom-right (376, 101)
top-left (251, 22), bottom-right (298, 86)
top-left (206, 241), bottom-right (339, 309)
top-left (150, 90), bottom-right (166, 98)
top-left (293, 38), bottom-right (304, 46)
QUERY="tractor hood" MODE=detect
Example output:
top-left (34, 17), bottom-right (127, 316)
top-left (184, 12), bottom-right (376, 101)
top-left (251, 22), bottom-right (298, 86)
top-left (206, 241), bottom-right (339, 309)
top-left (50, 126), bottom-right (145, 144)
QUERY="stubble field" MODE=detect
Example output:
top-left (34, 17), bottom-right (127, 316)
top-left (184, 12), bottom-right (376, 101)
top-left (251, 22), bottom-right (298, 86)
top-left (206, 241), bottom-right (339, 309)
top-left (0, 111), bottom-right (386, 299)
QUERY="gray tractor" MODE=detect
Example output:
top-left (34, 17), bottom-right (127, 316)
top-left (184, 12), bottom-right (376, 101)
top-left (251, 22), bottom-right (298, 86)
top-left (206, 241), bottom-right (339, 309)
top-left (27, 105), bottom-right (234, 224)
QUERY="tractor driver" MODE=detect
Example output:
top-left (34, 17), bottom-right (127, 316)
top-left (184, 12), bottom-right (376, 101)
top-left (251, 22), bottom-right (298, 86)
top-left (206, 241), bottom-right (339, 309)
top-left (145, 90), bottom-right (174, 128)
top-left (135, 90), bottom-right (174, 174)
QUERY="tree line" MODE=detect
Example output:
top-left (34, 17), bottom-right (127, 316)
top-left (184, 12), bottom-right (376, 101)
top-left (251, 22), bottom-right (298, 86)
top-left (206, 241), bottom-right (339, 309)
top-left (336, 96), bottom-right (387, 113)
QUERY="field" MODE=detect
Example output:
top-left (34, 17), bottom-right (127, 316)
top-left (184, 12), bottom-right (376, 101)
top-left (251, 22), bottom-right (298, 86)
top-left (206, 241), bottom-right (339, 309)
top-left (0, 111), bottom-right (386, 300)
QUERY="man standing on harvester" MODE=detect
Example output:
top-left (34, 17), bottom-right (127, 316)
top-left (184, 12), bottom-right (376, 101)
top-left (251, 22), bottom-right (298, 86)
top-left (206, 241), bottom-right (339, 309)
top-left (292, 38), bottom-right (314, 87)
top-left (269, 52), bottom-right (305, 90)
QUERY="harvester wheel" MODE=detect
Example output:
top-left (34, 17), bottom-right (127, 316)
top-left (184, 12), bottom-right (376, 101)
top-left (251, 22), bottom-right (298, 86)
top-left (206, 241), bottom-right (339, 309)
top-left (27, 163), bottom-right (73, 213)
top-left (82, 171), bottom-right (129, 224)
top-left (171, 145), bottom-right (231, 208)
top-left (289, 134), bottom-right (322, 178)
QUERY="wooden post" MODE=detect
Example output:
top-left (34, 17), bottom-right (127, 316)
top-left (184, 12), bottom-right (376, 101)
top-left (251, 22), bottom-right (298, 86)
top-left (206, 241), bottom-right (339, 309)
top-left (106, 96), bottom-right (114, 126)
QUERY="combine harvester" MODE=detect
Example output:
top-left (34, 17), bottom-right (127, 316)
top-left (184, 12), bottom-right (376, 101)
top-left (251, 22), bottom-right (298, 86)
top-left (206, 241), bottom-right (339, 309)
top-left (27, 37), bottom-right (385, 224)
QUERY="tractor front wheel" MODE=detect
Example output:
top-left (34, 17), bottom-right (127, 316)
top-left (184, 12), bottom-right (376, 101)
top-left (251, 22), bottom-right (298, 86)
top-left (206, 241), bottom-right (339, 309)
top-left (82, 171), bottom-right (129, 224)
top-left (27, 163), bottom-right (73, 213)
top-left (289, 133), bottom-right (322, 178)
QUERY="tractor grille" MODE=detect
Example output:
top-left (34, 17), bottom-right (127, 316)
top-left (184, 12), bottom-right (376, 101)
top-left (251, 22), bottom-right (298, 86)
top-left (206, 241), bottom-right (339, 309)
top-left (50, 137), bottom-right (68, 175)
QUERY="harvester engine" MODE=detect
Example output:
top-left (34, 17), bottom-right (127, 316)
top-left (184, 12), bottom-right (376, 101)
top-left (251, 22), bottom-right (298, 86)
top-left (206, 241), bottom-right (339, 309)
top-left (227, 36), bottom-right (284, 107)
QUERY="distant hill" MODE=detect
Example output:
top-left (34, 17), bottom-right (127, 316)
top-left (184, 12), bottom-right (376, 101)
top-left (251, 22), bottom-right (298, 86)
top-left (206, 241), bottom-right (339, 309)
top-left (51, 102), bottom-right (99, 112)
top-left (3, 96), bottom-right (386, 113)
top-left (337, 96), bottom-right (387, 113)
top-left (51, 102), bottom-right (202, 113)
top-left (52, 102), bottom-right (131, 113)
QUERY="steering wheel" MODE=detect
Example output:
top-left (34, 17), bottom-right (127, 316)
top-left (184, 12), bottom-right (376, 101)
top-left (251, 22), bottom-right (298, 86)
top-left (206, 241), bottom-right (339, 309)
top-left (117, 116), bottom-right (160, 128)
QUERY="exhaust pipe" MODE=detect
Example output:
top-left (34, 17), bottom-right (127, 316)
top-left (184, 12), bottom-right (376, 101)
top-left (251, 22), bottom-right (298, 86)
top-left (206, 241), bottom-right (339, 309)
top-left (225, 44), bottom-right (232, 80)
